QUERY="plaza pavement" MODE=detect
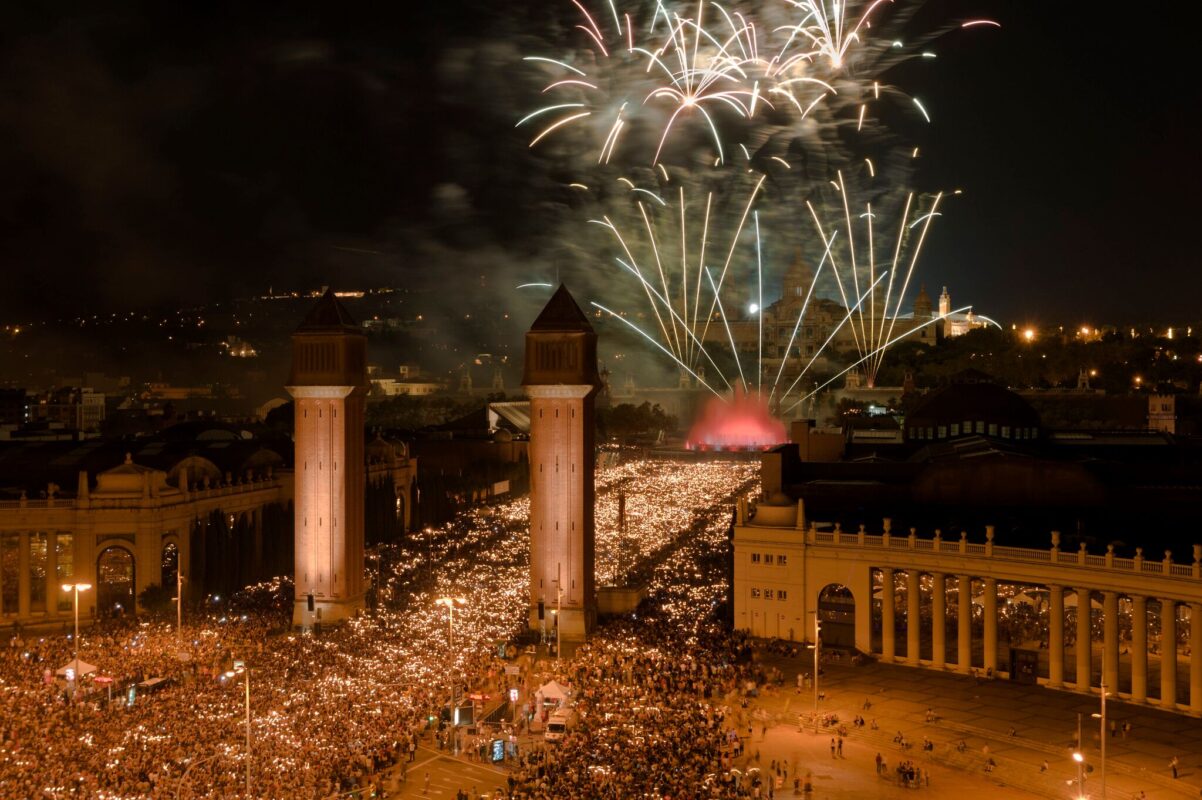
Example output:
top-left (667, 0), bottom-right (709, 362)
top-left (752, 653), bottom-right (1202, 799)
top-left (385, 744), bottom-right (510, 799)
top-left (378, 651), bottom-right (1202, 799)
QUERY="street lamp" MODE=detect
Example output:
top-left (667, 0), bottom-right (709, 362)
top-left (435, 596), bottom-right (466, 648)
top-left (812, 612), bottom-right (821, 713)
top-left (436, 597), bottom-right (466, 753)
top-left (1091, 681), bottom-right (1108, 800)
top-left (224, 662), bottom-right (251, 798)
top-left (552, 564), bottom-right (563, 662)
top-left (174, 571), bottom-right (186, 643)
top-left (61, 582), bottom-right (92, 693)
top-left (1072, 750), bottom-right (1085, 800)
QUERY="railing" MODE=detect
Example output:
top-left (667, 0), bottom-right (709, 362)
top-left (0, 478), bottom-right (282, 514)
top-left (754, 507), bottom-right (1202, 585)
top-left (0, 498), bottom-right (76, 510)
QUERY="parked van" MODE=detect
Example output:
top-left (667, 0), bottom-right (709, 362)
top-left (543, 709), bottom-right (578, 742)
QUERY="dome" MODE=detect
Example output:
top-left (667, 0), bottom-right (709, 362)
top-left (913, 285), bottom-right (933, 318)
top-left (906, 380), bottom-right (1040, 442)
top-left (781, 248), bottom-right (814, 298)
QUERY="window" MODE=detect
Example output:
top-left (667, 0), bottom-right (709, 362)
top-left (1001, 425), bottom-right (1010, 438)
top-left (751, 588), bottom-right (761, 598)
top-left (764, 589), bottom-right (774, 599)
top-left (975, 421), bottom-right (985, 434)
top-left (777, 554), bottom-right (787, 566)
top-left (778, 590), bottom-right (788, 601)
top-left (949, 423), bottom-right (960, 436)
top-left (764, 554), bottom-right (774, 565)
top-left (751, 553), bottom-right (761, 564)
top-left (937, 426), bottom-right (946, 438)
top-left (988, 424), bottom-right (998, 436)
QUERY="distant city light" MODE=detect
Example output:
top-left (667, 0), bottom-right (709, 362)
top-left (1022, 328), bottom-right (1036, 342)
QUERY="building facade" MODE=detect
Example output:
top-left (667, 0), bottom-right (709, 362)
top-left (733, 495), bottom-right (1202, 715)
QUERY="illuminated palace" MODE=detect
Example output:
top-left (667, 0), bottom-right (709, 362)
top-left (702, 252), bottom-right (991, 388)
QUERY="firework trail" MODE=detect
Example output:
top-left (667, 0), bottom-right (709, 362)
top-left (520, 1), bottom-right (997, 170)
top-left (517, 1), bottom-right (1001, 404)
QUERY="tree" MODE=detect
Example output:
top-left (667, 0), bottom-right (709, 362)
top-left (598, 402), bottom-right (677, 444)
top-left (138, 583), bottom-right (174, 616)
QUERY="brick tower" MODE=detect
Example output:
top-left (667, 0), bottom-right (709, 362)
top-left (523, 285), bottom-right (600, 640)
top-left (287, 289), bottom-right (368, 628)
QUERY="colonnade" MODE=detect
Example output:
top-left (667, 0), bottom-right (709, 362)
top-left (877, 568), bottom-right (1202, 712)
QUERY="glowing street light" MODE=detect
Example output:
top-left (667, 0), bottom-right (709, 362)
top-left (1091, 681), bottom-right (1109, 800)
top-left (1022, 328), bottom-right (1036, 342)
top-left (436, 596), bottom-right (467, 754)
top-left (807, 611), bottom-right (822, 713)
top-left (61, 582), bottom-right (92, 693)
top-left (223, 661), bottom-right (251, 798)
top-left (435, 597), bottom-right (467, 648)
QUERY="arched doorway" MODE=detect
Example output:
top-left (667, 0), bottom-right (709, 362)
top-left (819, 584), bottom-right (856, 650)
top-left (97, 546), bottom-right (135, 617)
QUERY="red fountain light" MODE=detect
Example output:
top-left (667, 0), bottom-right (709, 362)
top-left (686, 389), bottom-right (787, 451)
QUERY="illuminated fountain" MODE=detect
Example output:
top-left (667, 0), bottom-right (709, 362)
top-left (686, 389), bottom-right (787, 451)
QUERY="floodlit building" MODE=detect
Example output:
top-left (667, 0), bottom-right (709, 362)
top-left (287, 289), bottom-right (370, 628)
top-left (523, 285), bottom-right (600, 641)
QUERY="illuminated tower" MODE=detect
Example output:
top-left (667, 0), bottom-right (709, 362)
top-left (288, 289), bottom-right (368, 628)
top-left (939, 286), bottom-right (952, 337)
top-left (523, 285), bottom-right (601, 641)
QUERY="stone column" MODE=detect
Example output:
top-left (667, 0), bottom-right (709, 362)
top-left (931, 573), bottom-right (947, 670)
top-left (1131, 595), bottom-right (1148, 703)
top-left (907, 571), bottom-right (921, 665)
top-left (1103, 591), bottom-right (1120, 693)
top-left (982, 577), bottom-right (998, 675)
top-left (17, 532), bottom-right (30, 618)
top-left (1190, 603), bottom-right (1202, 714)
top-left (957, 576), bottom-right (972, 672)
top-left (1048, 585), bottom-right (1065, 688)
top-left (46, 532), bottom-right (58, 617)
top-left (1076, 589), bottom-right (1092, 691)
top-left (881, 568), bottom-right (895, 663)
top-left (1161, 599), bottom-right (1177, 709)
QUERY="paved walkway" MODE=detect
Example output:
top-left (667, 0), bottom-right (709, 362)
top-left (751, 654), bottom-right (1202, 799)
top-left (385, 744), bottom-right (509, 799)
top-left (743, 722), bottom-right (1042, 799)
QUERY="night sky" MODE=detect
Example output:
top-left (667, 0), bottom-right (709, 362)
top-left (1, 0), bottom-right (1197, 323)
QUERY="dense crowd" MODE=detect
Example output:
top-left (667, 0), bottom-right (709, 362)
top-left (0, 457), bottom-right (758, 799)
top-left (510, 622), bottom-right (766, 799)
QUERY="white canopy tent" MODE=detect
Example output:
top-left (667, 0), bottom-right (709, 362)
top-left (56, 659), bottom-right (98, 679)
top-left (537, 680), bottom-right (571, 703)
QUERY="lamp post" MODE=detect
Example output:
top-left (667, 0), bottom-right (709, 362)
top-left (175, 570), bottom-right (186, 643)
top-left (436, 597), bottom-right (466, 753)
top-left (61, 582), bottom-right (92, 694)
top-left (1072, 750), bottom-right (1085, 800)
top-left (1091, 681), bottom-right (1108, 800)
top-left (553, 564), bottom-right (563, 662)
top-left (224, 662), bottom-right (251, 798)
top-left (806, 610), bottom-right (821, 713)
